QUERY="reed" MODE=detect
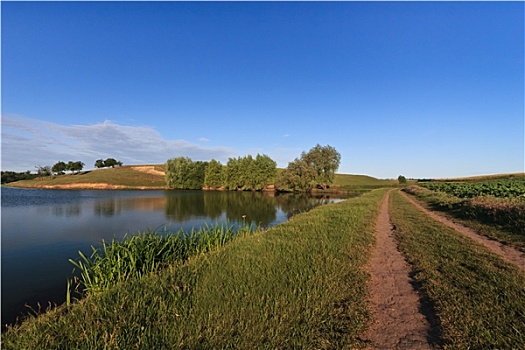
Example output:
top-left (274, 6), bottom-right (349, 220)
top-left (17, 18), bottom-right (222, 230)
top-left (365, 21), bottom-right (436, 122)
top-left (67, 223), bottom-right (254, 299)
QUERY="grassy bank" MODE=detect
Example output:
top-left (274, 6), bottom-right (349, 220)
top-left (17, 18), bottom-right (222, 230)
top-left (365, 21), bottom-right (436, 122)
top-left (390, 191), bottom-right (525, 349)
top-left (2, 189), bottom-right (388, 349)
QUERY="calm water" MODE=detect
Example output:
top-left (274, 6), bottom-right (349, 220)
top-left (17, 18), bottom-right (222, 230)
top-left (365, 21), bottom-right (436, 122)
top-left (1, 187), bottom-right (349, 326)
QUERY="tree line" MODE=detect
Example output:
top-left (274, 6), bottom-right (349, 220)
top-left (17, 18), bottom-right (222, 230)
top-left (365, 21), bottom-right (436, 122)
top-left (165, 144), bottom-right (341, 192)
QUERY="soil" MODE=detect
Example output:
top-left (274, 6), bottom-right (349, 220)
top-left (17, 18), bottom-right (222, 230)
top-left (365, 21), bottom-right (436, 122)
top-left (363, 190), bottom-right (439, 349)
top-left (130, 166), bottom-right (165, 177)
top-left (399, 191), bottom-right (525, 272)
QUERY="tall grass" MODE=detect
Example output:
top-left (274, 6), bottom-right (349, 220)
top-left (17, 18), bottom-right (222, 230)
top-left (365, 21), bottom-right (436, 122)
top-left (67, 224), bottom-right (254, 300)
top-left (1, 189), bottom-right (388, 349)
top-left (390, 191), bottom-right (525, 349)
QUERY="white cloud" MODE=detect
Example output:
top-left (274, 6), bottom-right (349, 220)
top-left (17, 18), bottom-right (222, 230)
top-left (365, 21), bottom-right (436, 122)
top-left (1, 115), bottom-right (237, 172)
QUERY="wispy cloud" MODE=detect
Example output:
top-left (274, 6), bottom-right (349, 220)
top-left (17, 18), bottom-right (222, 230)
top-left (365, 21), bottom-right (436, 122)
top-left (1, 115), bottom-right (237, 172)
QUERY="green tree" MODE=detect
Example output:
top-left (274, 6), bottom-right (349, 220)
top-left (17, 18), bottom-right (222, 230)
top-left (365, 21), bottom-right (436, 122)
top-left (253, 154), bottom-right (277, 191)
top-left (186, 161), bottom-right (208, 189)
top-left (104, 158), bottom-right (118, 168)
top-left (225, 157), bottom-right (242, 190)
top-left (279, 158), bottom-right (317, 192)
top-left (68, 161), bottom-right (85, 173)
top-left (165, 157), bottom-right (193, 189)
top-left (301, 144), bottom-right (341, 190)
top-left (204, 159), bottom-right (224, 189)
top-left (52, 161), bottom-right (67, 175)
top-left (94, 159), bottom-right (105, 168)
top-left (398, 175), bottom-right (407, 186)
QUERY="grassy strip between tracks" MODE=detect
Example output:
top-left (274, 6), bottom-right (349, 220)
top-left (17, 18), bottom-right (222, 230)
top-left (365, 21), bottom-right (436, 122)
top-left (1, 189), bottom-right (388, 349)
top-left (390, 191), bottom-right (525, 349)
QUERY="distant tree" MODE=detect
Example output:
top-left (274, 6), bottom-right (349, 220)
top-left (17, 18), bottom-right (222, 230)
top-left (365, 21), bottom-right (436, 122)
top-left (52, 161), bottom-right (67, 175)
top-left (252, 154), bottom-right (277, 191)
top-left (166, 157), bottom-right (192, 189)
top-left (94, 159), bottom-right (105, 168)
top-left (68, 161), bottom-right (85, 174)
top-left (225, 157), bottom-right (242, 190)
top-left (104, 158), bottom-right (118, 168)
top-left (301, 144), bottom-right (341, 190)
top-left (1, 171), bottom-right (37, 183)
top-left (186, 161), bottom-right (208, 189)
top-left (398, 175), bottom-right (407, 186)
top-left (279, 158), bottom-right (317, 192)
top-left (204, 159), bottom-right (224, 189)
top-left (35, 165), bottom-right (52, 180)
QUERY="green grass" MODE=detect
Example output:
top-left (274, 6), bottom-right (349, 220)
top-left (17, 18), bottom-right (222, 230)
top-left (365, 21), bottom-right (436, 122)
top-left (67, 224), bottom-right (253, 299)
top-left (1, 189), bottom-right (388, 349)
top-left (404, 186), bottom-right (525, 251)
top-left (333, 173), bottom-right (399, 190)
top-left (390, 191), bottom-right (525, 349)
top-left (6, 165), bottom-right (167, 189)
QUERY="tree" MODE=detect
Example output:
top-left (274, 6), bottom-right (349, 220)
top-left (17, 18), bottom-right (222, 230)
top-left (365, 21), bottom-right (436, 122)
top-left (68, 161), bottom-right (85, 174)
top-left (204, 159), bottom-right (224, 189)
top-left (94, 159), bottom-right (105, 168)
top-left (279, 158), bottom-right (317, 192)
top-left (104, 158), bottom-right (118, 168)
top-left (52, 161), bottom-right (67, 175)
top-left (225, 157), bottom-right (242, 190)
top-left (301, 144), bottom-right (341, 190)
top-left (35, 165), bottom-right (51, 180)
top-left (253, 154), bottom-right (277, 191)
top-left (166, 157), bottom-right (192, 189)
top-left (398, 175), bottom-right (407, 186)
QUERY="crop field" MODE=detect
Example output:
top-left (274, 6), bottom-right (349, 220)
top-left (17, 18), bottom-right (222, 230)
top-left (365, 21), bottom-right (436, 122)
top-left (420, 177), bottom-right (525, 199)
top-left (406, 175), bottom-right (525, 251)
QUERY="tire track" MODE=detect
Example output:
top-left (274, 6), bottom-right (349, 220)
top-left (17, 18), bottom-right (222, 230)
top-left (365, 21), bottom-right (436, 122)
top-left (399, 191), bottom-right (525, 271)
top-left (363, 190), bottom-right (438, 349)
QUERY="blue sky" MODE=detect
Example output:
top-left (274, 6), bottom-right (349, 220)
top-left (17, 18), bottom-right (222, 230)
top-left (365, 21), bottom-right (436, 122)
top-left (2, 1), bottom-right (523, 179)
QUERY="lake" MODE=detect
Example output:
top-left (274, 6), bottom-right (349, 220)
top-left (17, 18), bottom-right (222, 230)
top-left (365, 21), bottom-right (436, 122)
top-left (1, 186), bottom-right (350, 327)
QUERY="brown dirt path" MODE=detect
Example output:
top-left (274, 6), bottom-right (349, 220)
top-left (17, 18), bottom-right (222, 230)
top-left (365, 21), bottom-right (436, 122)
top-left (363, 190), bottom-right (438, 349)
top-left (399, 191), bottom-right (525, 272)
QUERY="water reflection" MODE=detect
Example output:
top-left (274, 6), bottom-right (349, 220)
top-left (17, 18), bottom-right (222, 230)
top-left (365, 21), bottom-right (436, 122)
top-left (1, 187), bottom-right (352, 328)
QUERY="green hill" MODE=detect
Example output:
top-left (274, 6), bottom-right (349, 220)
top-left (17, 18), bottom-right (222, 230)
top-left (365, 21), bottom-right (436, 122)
top-left (5, 164), bottom-right (397, 190)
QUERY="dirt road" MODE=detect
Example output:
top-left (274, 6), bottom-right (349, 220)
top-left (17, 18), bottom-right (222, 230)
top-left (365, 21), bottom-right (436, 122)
top-left (363, 190), bottom-right (438, 349)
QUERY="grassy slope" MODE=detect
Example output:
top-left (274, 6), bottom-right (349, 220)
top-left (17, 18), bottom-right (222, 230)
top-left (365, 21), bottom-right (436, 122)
top-left (2, 189), bottom-right (388, 349)
top-left (6, 164), bottom-right (397, 190)
top-left (5, 165), bottom-right (167, 189)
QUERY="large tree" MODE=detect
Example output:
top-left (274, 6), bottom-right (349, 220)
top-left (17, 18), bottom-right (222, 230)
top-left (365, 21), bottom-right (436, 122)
top-left (94, 159), bottom-right (105, 168)
top-left (279, 158), bottom-right (317, 192)
top-left (252, 154), bottom-right (277, 191)
top-left (68, 161), bottom-right (85, 174)
top-left (52, 161), bottom-right (67, 175)
top-left (301, 144), bottom-right (341, 190)
top-left (204, 159), bottom-right (224, 189)
top-left (165, 157), bottom-right (192, 189)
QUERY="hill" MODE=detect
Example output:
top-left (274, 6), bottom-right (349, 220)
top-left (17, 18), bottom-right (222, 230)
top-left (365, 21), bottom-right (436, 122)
top-left (5, 165), bottom-right (397, 191)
